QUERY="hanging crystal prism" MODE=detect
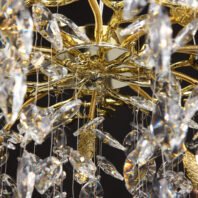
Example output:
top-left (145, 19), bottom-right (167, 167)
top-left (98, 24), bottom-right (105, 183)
top-left (123, 130), bottom-right (139, 156)
top-left (123, 0), bottom-right (147, 20)
top-left (79, 180), bottom-right (104, 198)
top-left (97, 155), bottom-right (123, 181)
top-left (17, 150), bottom-right (37, 198)
top-left (40, 62), bottom-right (68, 81)
top-left (0, 73), bottom-right (27, 124)
top-left (69, 149), bottom-right (96, 184)
top-left (53, 99), bottom-right (82, 128)
top-left (173, 18), bottom-right (198, 51)
top-left (147, 3), bottom-right (172, 73)
top-left (32, 4), bottom-right (63, 51)
top-left (19, 104), bottom-right (54, 145)
top-left (53, 13), bottom-right (90, 43)
top-left (92, 129), bottom-right (125, 151)
top-left (73, 117), bottom-right (104, 136)
top-left (127, 134), bottom-right (155, 167)
top-left (34, 156), bottom-right (63, 194)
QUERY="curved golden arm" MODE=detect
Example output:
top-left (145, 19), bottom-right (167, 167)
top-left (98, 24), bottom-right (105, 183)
top-left (88, 0), bottom-right (103, 43)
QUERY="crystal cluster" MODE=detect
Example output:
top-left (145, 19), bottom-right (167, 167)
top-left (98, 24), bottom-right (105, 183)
top-left (0, 0), bottom-right (198, 197)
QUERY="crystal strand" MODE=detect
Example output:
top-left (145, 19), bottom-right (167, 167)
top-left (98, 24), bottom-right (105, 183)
top-left (99, 0), bottom-right (104, 16)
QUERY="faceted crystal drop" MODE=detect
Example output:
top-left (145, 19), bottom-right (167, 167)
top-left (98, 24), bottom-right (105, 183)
top-left (69, 150), bottom-right (96, 184)
top-left (35, 156), bottom-right (63, 194)
top-left (53, 128), bottom-right (69, 163)
top-left (123, 0), bottom-right (147, 20)
top-left (16, 9), bottom-right (33, 58)
top-left (53, 99), bottom-right (81, 128)
top-left (44, 186), bottom-right (67, 198)
top-left (0, 73), bottom-right (27, 124)
top-left (53, 13), bottom-right (90, 43)
top-left (123, 158), bottom-right (156, 195)
top-left (153, 178), bottom-right (174, 198)
top-left (73, 117), bottom-right (104, 136)
top-left (163, 171), bottom-right (193, 196)
top-left (153, 73), bottom-right (181, 102)
top-left (53, 128), bottom-right (67, 152)
top-left (130, 96), bottom-right (155, 112)
top-left (93, 129), bottom-right (126, 151)
top-left (40, 63), bottom-right (68, 81)
top-left (20, 104), bottom-right (53, 145)
top-left (0, 174), bottom-right (17, 197)
top-left (173, 18), bottom-right (198, 51)
top-left (17, 151), bottom-right (37, 198)
top-left (148, 3), bottom-right (172, 73)
top-left (120, 17), bottom-right (146, 36)
top-left (32, 4), bottom-right (63, 50)
top-left (97, 155), bottom-right (123, 181)
top-left (123, 130), bottom-right (138, 156)
top-left (79, 180), bottom-right (104, 198)
top-left (30, 51), bottom-right (45, 69)
top-left (127, 135), bottom-right (155, 167)
top-left (150, 101), bottom-right (167, 143)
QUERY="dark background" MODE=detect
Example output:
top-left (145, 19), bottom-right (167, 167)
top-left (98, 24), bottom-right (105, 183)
top-left (2, 0), bottom-right (198, 198)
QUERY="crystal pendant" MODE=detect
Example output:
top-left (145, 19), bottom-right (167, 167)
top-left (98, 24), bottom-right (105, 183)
top-left (17, 150), bottom-right (37, 198)
top-left (120, 17), bottom-right (146, 37)
top-left (32, 4), bottom-right (63, 50)
top-left (79, 180), bottom-right (104, 198)
top-left (173, 18), bottom-right (198, 51)
top-left (127, 134), bottom-right (155, 167)
top-left (154, 171), bottom-right (192, 197)
top-left (123, 159), bottom-right (156, 195)
top-left (163, 171), bottom-right (193, 196)
top-left (0, 174), bottom-right (18, 197)
top-left (40, 62), bottom-right (68, 81)
top-left (53, 128), bottom-right (69, 163)
top-left (97, 155), bottom-right (123, 181)
top-left (147, 3), bottom-right (172, 73)
top-left (0, 73), bottom-right (27, 124)
top-left (130, 96), bottom-right (155, 112)
top-left (153, 73), bottom-right (181, 101)
top-left (54, 146), bottom-right (72, 164)
top-left (16, 9), bottom-right (33, 58)
top-left (53, 13), bottom-right (90, 43)
top-left (30, 51), bottom-right (45, 69)
top-left (53, 99), bottom-right (82, 128)
top-left (123, 130), bottom-right (139, 156)
top-left (53, 128), bottom-right (67, 153)
top-left (123, 0), bottom-right (147, 20)
top-left (153, 178), bottom-right (174, 198)
top-left (73, 117), bottom-right (104, 136)
top-left (19, 104), bottom-right (54, 145)
top-left (34, 156), bottom-right (63, 194)
top-left (93, 129), bottom-right (126, 151)
top-left (44, 185), bottom-right (67, 198)
top-left (69, 149), bottom-right (96, 184)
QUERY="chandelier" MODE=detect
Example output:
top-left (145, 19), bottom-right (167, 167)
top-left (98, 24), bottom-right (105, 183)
top-left (0, 0), bottom-right (198, 197)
